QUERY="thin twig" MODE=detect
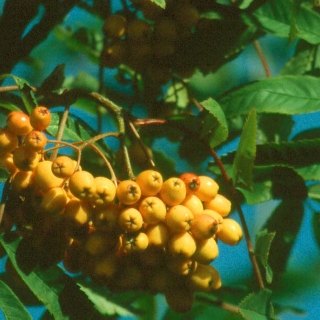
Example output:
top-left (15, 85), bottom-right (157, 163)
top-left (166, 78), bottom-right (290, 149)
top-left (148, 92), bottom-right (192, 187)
top-left (196, 293), bottom-right (240, 314)
top-left (253, 40), bottom-right (271, 78)
top-left (127, 120), bottom-right (156, 168)
top-left (50, 105), bottom-right (70, 161)
top-left (88, 143), bottom-right (118, 186)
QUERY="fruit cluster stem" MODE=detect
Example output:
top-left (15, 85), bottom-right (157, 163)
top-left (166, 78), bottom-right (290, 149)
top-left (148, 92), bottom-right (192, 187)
top-left (209, 148), bottom-right (265, 290)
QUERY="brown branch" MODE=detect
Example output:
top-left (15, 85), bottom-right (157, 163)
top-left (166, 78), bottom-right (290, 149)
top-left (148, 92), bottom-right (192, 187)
top-left (253, 40), bottom-right (271, 78)
top-left (210, 148), bottom-right (265, 290)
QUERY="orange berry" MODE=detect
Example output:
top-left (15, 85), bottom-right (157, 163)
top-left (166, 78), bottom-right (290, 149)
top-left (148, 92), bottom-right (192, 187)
top-left (145, 222), bottom-right (170, 247)
top-left (24, 130), bottom-right (47, 151)
top-left (40, 187), bottom-right (68, 215)
top-left (11, 170), bottom-right (34, 192)
top-left (194, 175), bottom-right (219, 202)
top-left (0, 127), bottom-right (18, 153)
top-left (121, 232), bottom-right (149, 253)
top-left (193, 237), bottom-right (219, 264)
top-left (135, 169), bottom-right (163, 196)
top-left (0, 152), bottom-right (17, 174)
top-left (201, 209), bottom-right (223, 232)
top-left (168, 231), bottom-right (197, 258)
top-left (91, 176), bottom-right (116, 207)
top-left (12, 145), bottom-right (39, 171)
top-left (51, 155), bottom-right (76, 178)
top-left (138, 196), bottom-right (167, 224)
top-left (118, 207), bottom-right (143, 233)
top-left (6, 111), bottom-right (32, 135)
top-left (30, 106), bottom-right (51, 131)
top-left (216, 218), bottom-right (243, 246)
top-left (34, 160), bottom-right (64, 192)
top-left (181, 194), bottom-right (203, 215)
top-left (116, 180), bottom-right (141, 205)
top-left (69, 170), bottom-right (96, 200)
top-left (159, 177), bottom-right (186, 206)
top-left (179, 172), bottom-right (200, 194)
top-left (190, 213), bottom-right (218, 241)
top-left (188, 263), bottom-right (221, 292)
top-left (204, 193), bottom-right (232, 217)
top-left (166, 204), bottom-right (194, 233)
top-left (64, 198), bottom-right (91, 226)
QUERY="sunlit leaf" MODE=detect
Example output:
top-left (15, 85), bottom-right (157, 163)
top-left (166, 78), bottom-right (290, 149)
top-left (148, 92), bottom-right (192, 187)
top-left (0, 280), bottom-right (32, 320)
top-left (239, 289), bottom-right (275, 320)
top-left (253, 0), bottom-right (320, 44)
top-left (308, 183), bottom-right (320, 202)
top-left (255, 229), bottom-right (276, 284)
top-left (219, 76), bottom-right (320, 117)
top-left (200, 98), bottom-right (228, 148)
top-left (150, 0), bottom-right (166, 8)
top-left (233, 108), bottom-right (257, 190)
top-left (165, 83), bottom-right (189, 109)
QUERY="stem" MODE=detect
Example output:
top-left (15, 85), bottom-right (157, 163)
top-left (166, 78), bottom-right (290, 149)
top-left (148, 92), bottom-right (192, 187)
top-left (88, 143), bottom-right (118, 186)
top-left (127, 120), bottom-right (156, 169)
top-left (50, 105), bottom-right (70, 161)
top-left (253, 40), bottom-right (271, 78)
top-left (196, 293), bottom-right (240, 315)
top-left (210, 148), bottom-right (265, 290)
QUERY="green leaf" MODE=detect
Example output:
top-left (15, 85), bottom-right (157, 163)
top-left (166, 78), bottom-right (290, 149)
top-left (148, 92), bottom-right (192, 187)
top-left (165, 82), bottom-right (189, 109)
top-left (280, 45), bottom-right (316, 75)
top-left (233, 108), bottom-right (257, 190)
top-left (0, 235), bottom-right (98, 320)
top-left (150, 0), bottom-right (166, 8)
top-left (218, 75), bottom-right (320, 117)
top-left (12, 76), bottom-right (37, 114)
top-left (46, 112), bottom-right (92, 142)
top-left (262, 199), bottom-right (304, 273)
top-left (308, 183), bottom-right (320, 202)
top-left (255, 230), bottom-right (276, 284)
top-left (253, 0), bottom-right (320, 44)
top-left (239, 289), bottom-right (275, 320)
top-left (200, 98), bottom-right (228, 148)
top-left (0, 280), bottom-right (32, 320)
top-left (78, 281), bottom-right (136, 317)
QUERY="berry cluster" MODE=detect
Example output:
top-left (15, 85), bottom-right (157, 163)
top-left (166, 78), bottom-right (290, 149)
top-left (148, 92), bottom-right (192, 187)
top-left (101, 0), bottom-right (202, 84)
top-left (0, 107), bottom-right (242, 313)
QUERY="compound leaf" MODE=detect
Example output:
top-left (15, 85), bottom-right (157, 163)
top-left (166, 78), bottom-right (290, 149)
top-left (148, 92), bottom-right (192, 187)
top-left (252, 0), bottom-right (320, 44)
top-left (200, 98), bottom-right (228, 148)
top-left (12, 76), bottom-right (37, 114)
top-left (78, 281), bottom-right (136, 317)
top-left (233, 108), bottom-right (257, 190)
top-left (239, 289), bottom-right (275, 320)
top-left (0, 280), bottom-right (32, 320)
top-left (255, 229), bottom-right (276, 284)
top-left (219, 75), bottom-right (320, 117)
